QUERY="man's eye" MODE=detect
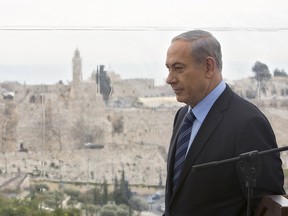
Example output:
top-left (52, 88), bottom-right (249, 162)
top-left (175, 66), bottom-right (184, 72)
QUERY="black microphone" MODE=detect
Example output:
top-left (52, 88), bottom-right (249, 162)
top-left (192, 146), bottom-right (288, 173)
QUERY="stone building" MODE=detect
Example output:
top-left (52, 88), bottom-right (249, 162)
top-left (0, 49), bottom-right (108, 152)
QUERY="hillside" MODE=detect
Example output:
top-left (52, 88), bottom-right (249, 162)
top-left (1, 75), bottom-right (288, 194)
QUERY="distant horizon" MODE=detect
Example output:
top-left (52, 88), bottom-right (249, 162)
top-left (0, 59), bottom-right (286, 86)
top-left (1, 0), bottom-right (288, 87)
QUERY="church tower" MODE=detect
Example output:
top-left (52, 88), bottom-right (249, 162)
top-left (72, 48), bottom-right (82, 84)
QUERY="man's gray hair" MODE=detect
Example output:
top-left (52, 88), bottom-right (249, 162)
top-left (172, 30), bottom-right (223, 71)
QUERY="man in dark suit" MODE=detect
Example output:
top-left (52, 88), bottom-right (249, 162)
top-left (164, 30), bottom-right (285, 216)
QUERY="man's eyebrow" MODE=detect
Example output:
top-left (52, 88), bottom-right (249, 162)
top-left (166, 62), bottom-right (184, 67)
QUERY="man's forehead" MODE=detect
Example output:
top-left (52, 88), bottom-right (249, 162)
top-left (167, 40), bottom-right (191, 55)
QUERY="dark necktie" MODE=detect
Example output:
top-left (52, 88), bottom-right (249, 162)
top-left (172, 110), bottom-right (196, 192)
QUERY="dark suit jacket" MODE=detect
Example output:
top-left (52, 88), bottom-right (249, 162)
top-left (164, 85), bottom-right (285, 216)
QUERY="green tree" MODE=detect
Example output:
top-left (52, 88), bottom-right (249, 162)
top-left (252, 61), bottom-right (271, 98)
top-left (274, 68), bottom-right (287, 77)
top-left (102, 179), bottom-right (109, 205)
top-left (113, 176), bottom-right (121, 204)
top-left (113, 170), bottom-right (132, 205)
top-left (82, 204), bottom-right (101, 216)
top-left (252, 61), bottom-right (271, 82)
top-left (128, 197), bottom-right (148, 216)
top-left (115, 206), bottom-right (129, 216)
top-left (121, 170), bottom-right (132, 204)
top-left (44, 191), bottom-right (64, 209)
top-left (100, 205), bottom-right (117, 216)
top-left (53, 208), bottom-right (81, 216)
top-left (0, 197), bottom-right (51, 216)
top-left (93, 187), bottom-right (104, 205)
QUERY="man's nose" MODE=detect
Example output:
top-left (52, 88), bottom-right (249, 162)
top-left (166, 72), bottom-right (176, 85)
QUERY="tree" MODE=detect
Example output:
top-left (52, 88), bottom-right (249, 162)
top-left (82, 204), bottom-right (101, 216)
top-left (71, 117), bottom-right (104, 148)
top-left (92, 187), bottom-right (103, 205)
top-left (100, 205), bottom-right (117, 216)
top-left (113, 176), bottom-right (121, 204)
top-left (274, 68), bottom-right (288, 77)
top-left (49, 110), bottom-right (66, 151)
top-left (119, 170), bottom-right (132, 205)
top-left (111, 116), bottom-right (124, 134)
top-left (99, 204), bottom-right (129, 216)
top-left (252, 61), bottom-right (271, 99)
top-left (0, 197), bottom-right (50, 216)
top-left (128, 197), bottom-right (149, 216)
top-left (102, 179), bottom-right (109, 205)
top-left (113, 170), bottom-right (132, 205)
top-left (252, 61), bottom-right (271, 82)
top-left (44, 191), bottom-right (65, 209)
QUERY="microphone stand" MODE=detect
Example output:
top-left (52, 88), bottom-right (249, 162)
top-left (192, 146), bottom-right (288, 216)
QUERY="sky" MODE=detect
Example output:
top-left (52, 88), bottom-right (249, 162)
top-left (0, 0), bottom-right (288, 86)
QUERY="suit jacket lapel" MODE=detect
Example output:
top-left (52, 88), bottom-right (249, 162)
top-left (167, 106), bottom-right (188, 172)
top-left (166, 105), bottom-right (188, 200)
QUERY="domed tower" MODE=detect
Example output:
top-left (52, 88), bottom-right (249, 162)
top-left (72, 48), bottom-right (82, 84)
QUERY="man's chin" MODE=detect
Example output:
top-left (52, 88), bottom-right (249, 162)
top-left (175, 96), bottom-right (186, 104)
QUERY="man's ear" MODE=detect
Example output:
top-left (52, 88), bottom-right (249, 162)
top-left (204, 57), bottom-right (216, 78)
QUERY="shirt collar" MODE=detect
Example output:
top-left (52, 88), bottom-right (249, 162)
top-left (190, 80), bottom-right (226, 123)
